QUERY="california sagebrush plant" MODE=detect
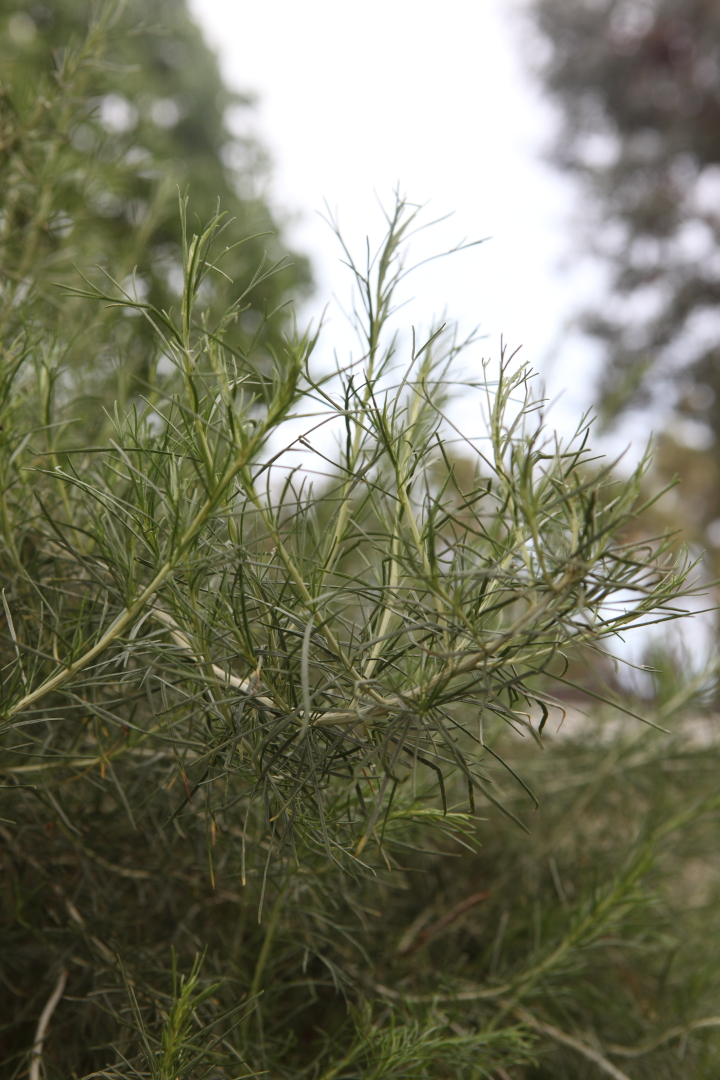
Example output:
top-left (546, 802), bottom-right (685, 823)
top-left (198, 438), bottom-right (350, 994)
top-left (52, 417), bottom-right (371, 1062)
top-left (2, 9), bottom-right (720, 1080)
top-left (0, 182), bottom-right (708, 1078)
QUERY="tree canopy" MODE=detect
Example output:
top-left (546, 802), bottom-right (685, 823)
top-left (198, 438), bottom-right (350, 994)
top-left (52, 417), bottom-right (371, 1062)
top-left (531, 2), bottom-right (720, 431)
top-left (0, 0), bottom-right (311, 428)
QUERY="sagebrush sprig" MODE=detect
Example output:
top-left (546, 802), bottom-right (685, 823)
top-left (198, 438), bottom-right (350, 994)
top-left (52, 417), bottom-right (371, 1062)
top-left (0, 196), bottom-right (697, 875)
top-left (1, 169), bottom-right (716, 1077)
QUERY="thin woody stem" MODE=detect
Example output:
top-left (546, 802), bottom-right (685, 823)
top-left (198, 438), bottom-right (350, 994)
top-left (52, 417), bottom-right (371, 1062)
top-left (29, 968), bottom-right (68, 1080)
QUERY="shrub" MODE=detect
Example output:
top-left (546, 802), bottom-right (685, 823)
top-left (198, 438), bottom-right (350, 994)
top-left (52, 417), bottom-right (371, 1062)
top-left (1, 8), bottom-right (719, 1080)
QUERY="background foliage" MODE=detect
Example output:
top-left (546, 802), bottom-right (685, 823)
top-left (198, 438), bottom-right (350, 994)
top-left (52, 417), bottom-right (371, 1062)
top-left (529, 0), bottom-right (720, 562)
top-left (0, 0), bottom-right (311, 432)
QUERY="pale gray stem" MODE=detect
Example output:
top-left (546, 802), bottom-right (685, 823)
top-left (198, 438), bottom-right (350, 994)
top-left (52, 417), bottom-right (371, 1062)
top-left (152, 608), bottom-right (276, 707)
top-left (511, 1004), bottom-right (633, 1080)
top-left (29, 968), bottom-right (68, 1080)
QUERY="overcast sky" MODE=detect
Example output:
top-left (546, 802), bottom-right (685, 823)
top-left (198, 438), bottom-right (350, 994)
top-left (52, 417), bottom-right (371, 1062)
top-left (186, 0), bottom-right (713, 662)
top-left (188, 1), bottom-right (610, 428)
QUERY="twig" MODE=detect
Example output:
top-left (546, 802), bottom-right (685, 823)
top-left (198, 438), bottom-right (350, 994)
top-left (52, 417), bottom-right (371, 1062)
top-left (508, 1003), bottom-right (633, 1080)
top-left (397, 890), bottom-right (489, 955)
top-left (370, 981), bottom-right (633, 1079)
top-left (29, 967), bottom-right (68, 1080)
top-left (606, 1016), bottom-right (720, 1057)
top-left (152, 608), bottom-right (275, 706)
top-left (152, 608), bottom-right (363, 728)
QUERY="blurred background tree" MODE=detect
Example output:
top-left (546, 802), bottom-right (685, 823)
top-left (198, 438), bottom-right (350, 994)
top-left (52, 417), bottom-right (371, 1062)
top-left (0, 0), bottom-right (311, 429)
top-left (529, 0), bottom-right (720, 559)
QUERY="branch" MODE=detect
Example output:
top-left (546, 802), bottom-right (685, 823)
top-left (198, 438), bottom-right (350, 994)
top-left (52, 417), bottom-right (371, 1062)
top-left (151, 608), bottom-right (275, 707)
top-left (397, 890), bottom-right (489, 955)
top-left (2, 424), bottom-right (271, 726)
top-left (607, 1016), bottom-right (720, 1057)
top-left (508, 1003), bottom-right (633, 1080)
top-left (29, 968), bottom-right (68, 1080)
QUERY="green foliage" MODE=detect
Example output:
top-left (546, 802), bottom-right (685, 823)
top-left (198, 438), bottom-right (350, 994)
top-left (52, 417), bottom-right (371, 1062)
top-left (1, 9), bottom-right (719, 1079)
top-left (0, 194), bottom-right (695, 873)
top-left (0, 0), bottom-right (311, 430)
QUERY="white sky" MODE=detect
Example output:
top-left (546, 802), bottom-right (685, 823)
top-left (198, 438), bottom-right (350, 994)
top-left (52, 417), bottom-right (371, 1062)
top-left (187, 0), bottom-right (713, 666)
top-left (187, 0), bottom-right (681, 474)
top-left (188, 0), bottom-right (611, 441)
